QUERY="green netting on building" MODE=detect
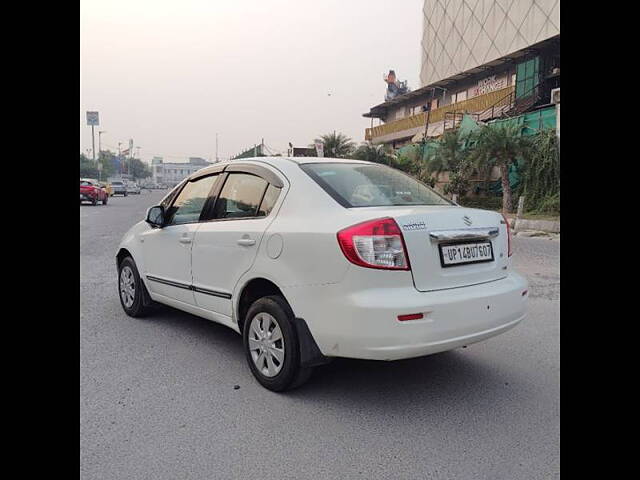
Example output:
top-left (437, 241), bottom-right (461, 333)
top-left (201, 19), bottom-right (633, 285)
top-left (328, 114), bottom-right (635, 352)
top-left (488, 106), bottom-right (556, 136)
top-left (396, 114), bottom-right (481, 161)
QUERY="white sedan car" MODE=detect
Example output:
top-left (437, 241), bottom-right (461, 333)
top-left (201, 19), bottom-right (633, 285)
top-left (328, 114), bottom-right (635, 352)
top-left (116, 157), bottom-right (528, 391)
top-left (126, 182), bottom-right (141, 195)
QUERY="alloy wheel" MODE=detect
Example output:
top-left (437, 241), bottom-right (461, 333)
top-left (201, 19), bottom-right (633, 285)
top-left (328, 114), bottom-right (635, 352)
top-left (248, 312), bottom-right (285, 377)
top-left (119, 266), bottom-right (136, 308)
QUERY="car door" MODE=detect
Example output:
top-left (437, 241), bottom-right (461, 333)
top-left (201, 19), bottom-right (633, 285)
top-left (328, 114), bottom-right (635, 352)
top-left (140, 173), bottom-right (220, 306)
top-left (191, 168), bottom-right (284, 317)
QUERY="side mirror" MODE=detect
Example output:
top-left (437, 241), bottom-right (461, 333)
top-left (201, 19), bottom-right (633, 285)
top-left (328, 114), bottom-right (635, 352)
top-left (146, 205), bottom-right (165, 228)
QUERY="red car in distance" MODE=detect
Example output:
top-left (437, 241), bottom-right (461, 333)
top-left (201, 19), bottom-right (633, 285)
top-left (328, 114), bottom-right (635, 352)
top-left (80, 178), bottom-right (108, 205)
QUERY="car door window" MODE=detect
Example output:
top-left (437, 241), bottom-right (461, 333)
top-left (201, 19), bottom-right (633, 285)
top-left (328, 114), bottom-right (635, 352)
top-left (212, 173), bottom-right (268, 219)
top-left (165, 175), bottom-right (219, 225)
top-left (257, 184), bottom-right (281, 217)
top-left (160, 180), bottom-right (186, 210)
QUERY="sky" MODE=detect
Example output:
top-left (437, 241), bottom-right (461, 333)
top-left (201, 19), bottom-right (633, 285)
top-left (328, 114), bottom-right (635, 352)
top-left (80, 0), bottom-right (423, 163)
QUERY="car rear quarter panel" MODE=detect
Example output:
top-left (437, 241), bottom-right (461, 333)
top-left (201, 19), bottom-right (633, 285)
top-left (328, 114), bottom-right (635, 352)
top-left (247, 166), bottom-right (353, 291)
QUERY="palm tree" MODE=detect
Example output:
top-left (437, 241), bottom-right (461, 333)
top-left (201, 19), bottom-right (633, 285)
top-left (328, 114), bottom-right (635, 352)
top-left (352, 143), bottom-right (395, 164)
top-left (425, 129), bottom-right (471, 178)
top-left (312, 132), bottom-right (355, 158)
top-left (468, 123), bottom-right (531, 213)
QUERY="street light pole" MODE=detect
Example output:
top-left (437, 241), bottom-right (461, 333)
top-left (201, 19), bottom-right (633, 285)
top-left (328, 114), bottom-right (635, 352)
top-left (118, 142), bottom-right (122, 175)
top-left (98, 131), bottom-right (106, 155)
top-left (91, 125), bottom-right (96, 162)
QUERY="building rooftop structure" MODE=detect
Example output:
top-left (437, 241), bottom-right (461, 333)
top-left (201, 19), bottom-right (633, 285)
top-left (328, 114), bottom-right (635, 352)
top-left (362, 1), bottom-right (560, 148)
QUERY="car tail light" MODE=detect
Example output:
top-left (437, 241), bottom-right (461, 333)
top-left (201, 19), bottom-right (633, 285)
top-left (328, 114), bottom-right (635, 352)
top-left (337, 217), bottom-right (410, 270)
top-left (501, 213), bottom-right (513, 257)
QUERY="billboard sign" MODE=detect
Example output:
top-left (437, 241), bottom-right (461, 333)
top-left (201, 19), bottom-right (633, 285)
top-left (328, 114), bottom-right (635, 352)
top-left (314, 141), bottom-right (324, 158)
top-left (86, 111), bottom-right (99, 126)
top-left (471, 75), bottom-right (507, 97)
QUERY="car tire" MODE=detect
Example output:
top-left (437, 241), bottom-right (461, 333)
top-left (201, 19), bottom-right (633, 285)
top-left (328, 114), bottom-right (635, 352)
top-left (102, 196), bottom-right (108, 205)
top-left (118, 256), bottom-right (153, 317)
top-left (91, 197), bottom-right (97, 206)
top-left (124, 192), bottom-right (128, 197)
top-left (243, 295), bottom-right (313, 392)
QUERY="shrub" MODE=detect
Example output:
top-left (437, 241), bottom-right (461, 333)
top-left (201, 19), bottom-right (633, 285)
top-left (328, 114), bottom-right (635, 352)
top-left (518, 130), bottom-right (560, 212)
top-left (530, 193), bottom-right (560, 215)
top-left (457, 196), bottom-right (503, 210)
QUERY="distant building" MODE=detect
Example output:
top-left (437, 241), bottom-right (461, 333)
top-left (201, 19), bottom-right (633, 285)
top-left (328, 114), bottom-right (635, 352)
top-left (188, 157), bottom-right (209, 166)
top-left (151, 157), bottom-right (213, 187)
top-left (363, 0), bottom-right (560, 148)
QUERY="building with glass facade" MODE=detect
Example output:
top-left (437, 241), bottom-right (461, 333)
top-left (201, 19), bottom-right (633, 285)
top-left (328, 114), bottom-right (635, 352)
top-left (363, 0), bottom-right (559, 148)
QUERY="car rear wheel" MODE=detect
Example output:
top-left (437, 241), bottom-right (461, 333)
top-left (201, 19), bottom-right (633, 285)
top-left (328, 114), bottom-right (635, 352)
top-left (243, 295), bottom-right (313, 391)
top-left (118, 256), bottom-right (153, 317)
top-left (102, 196), bottom-right (108, 205)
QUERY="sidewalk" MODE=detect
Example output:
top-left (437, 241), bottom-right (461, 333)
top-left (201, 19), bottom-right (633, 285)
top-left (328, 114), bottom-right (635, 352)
top-left (505, 214), bottom-right (560, 236)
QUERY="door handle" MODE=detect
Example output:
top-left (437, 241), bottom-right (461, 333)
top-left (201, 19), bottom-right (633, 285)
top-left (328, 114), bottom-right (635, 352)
top-left (237, 238), bottom-right (256, 246)
top-left (179, 237), bottom-right (192, 244)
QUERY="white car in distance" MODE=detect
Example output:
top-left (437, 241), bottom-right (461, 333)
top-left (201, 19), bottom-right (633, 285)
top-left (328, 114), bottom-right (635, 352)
top-left (116, 157), bottom-right (528, 391)
top-left (126, 182), bottom-right (141, 195)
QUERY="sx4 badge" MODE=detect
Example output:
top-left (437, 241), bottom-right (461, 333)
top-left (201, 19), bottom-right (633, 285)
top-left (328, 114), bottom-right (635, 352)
top-left (401, 221), bottom-right (427, 231)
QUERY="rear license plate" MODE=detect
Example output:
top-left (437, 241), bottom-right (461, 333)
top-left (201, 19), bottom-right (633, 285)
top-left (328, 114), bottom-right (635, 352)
top-left (439, 241), bottom-right (494, 267)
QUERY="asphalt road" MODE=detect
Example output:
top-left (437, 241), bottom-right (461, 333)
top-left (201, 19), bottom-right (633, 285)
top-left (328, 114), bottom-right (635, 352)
top-left (80, 191), bottom-right (559, 480)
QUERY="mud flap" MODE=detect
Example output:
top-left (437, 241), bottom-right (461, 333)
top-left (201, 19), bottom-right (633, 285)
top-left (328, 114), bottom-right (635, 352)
top-left (293, 318), bottom-right (331, 368)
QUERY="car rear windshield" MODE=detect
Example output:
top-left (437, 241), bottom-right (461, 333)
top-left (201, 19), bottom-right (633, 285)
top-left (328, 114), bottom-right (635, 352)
top-left (300, 163), bottom-right (453, 208)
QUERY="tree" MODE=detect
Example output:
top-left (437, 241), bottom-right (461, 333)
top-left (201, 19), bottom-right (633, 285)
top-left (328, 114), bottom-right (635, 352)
top-left (124, 158), bottom-right (152, 180)
top-left (312, 132), bottom-right (355, 158)
top-left (352, 143), bottom-right (395, 164)
top-left (421, 130), bottom-right (474, 196)
top-left (98, 150), bottom-right (118, 179)
top-left (80, 153), bottom-right (99, 178)
top-left (468, 123), bottom-right (532, 213)
top-left (425, 129), bottom-right (470, 178)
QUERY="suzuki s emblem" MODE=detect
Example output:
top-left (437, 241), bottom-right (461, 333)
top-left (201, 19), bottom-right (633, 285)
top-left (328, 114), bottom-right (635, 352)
top-left (463, 215), bottom-right (472, 226)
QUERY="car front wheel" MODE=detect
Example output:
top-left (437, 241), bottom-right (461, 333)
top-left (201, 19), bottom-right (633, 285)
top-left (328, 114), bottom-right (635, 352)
top-left (243, 295), bottom-right (313, 391)
top-left (118, 256), bottom-right (153, 317)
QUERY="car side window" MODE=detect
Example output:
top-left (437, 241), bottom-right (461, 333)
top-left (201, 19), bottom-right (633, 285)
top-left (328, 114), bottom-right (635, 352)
top-left (257, 184), bottom-right (281, 217)
top-left (212, 173), bottom-right (268, 219)
top-left (160, 180), bottom-right (187, 210)
top-left (165, 175), bottom-right (219, 226)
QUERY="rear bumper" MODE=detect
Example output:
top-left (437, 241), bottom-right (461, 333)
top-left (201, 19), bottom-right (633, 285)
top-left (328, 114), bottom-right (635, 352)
top-left (284, 272), bottom-right (528, 361)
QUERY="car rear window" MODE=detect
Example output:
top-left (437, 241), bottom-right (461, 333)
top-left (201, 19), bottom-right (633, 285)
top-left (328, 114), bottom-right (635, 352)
top-left (300, 163), bottom-right (452, 208)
